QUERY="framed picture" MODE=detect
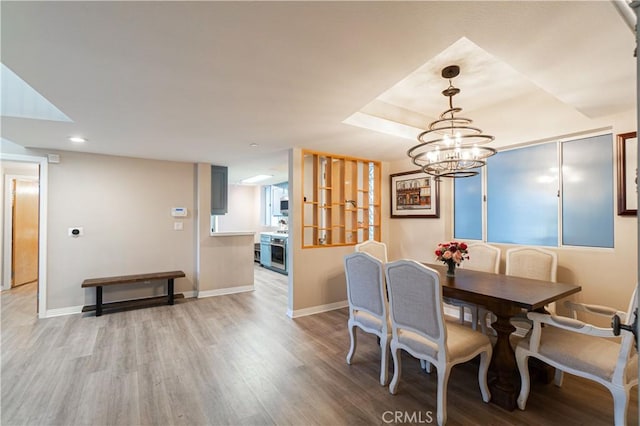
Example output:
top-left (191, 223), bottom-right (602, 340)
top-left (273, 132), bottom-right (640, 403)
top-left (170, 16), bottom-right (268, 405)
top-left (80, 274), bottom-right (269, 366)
top-left (390, 170), bottom-right (439, 218)
top-left (616, 131), bottom-right (637, 216)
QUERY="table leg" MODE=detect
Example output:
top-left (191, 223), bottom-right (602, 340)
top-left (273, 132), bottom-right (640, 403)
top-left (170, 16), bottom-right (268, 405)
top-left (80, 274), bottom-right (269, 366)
top-left (489, 311), bottom-right (518, 411)
top-left (96, 286), bottom-right (103, 317)
top-left (168, 278), bottom-right (174, 305)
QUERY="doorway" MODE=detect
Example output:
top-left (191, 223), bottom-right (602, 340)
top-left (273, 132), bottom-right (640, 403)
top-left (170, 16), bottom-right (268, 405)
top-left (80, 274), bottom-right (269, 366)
top-left (10, 176), bottom-right (39, 288)
top-left (1, 156), bottom-right (47, 317)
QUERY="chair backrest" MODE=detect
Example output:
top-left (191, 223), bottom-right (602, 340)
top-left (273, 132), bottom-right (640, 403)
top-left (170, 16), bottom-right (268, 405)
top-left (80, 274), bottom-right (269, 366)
top-left (385, 260), bottom-right (446, 348)
top-left (506, 247), bottom-right (557, 282)
top-left (344, 252), bottom-right (387, 318)
top-left (465, 243), bottom-right (500, 274)
top-left (355, 240), bottom-right (388, 263)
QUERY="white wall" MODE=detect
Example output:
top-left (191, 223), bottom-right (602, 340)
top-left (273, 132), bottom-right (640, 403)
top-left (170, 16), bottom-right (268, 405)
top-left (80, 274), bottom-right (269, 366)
top-left (46, 151), bottom-right (197, 311)
top-left (386, 164), bottom-right (451, 263)
top-left (217, 184), bottom-right (261, 235)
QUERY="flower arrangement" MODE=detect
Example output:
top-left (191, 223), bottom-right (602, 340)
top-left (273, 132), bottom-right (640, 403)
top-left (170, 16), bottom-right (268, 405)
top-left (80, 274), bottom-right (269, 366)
top-left (435, 241), bottom-right (469, 266)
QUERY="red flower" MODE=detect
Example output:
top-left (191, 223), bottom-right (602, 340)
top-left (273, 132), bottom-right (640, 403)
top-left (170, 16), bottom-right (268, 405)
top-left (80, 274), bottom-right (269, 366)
top-left (435, 240), bottom-right (469, 265)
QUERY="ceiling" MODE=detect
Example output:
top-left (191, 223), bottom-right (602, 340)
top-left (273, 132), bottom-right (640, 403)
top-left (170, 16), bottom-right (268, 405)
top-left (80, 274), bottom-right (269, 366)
top-left (1, 1), bottom-right (636, 185)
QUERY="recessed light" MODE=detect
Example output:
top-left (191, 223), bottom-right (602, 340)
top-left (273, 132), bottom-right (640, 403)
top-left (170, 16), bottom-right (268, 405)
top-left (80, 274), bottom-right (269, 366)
top-left (249, 143), bottom-right (258, 147)
top-left (241, 174), bottom-right (272, 184)
top-left (69, 136), bottom-right (87, 143)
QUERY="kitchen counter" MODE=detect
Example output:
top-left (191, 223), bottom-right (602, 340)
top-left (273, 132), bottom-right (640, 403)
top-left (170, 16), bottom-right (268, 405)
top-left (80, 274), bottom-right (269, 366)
top-left (210, 231), bottom-right (255, 237)
top-left (199, 232), bottom-right (255, 297)
top-left (261, 231), bottom-right (288, 238)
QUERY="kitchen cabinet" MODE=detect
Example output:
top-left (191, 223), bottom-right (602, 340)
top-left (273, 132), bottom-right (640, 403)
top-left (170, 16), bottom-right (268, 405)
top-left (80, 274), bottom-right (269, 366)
top-left (259, 232), bottom-right (288, 275)
top-left (271, 184), bottom-right (287, 217)
top-left (260, 233), bottom-right (271, 267)
top-left (211, 165), bottom-right (228, 215)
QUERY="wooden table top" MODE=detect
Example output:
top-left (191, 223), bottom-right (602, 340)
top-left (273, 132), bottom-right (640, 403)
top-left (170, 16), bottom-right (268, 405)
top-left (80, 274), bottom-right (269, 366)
top-left (424, 263), bottom-right (581, 311)
top-left (82, 270), bottom-right (186, 287)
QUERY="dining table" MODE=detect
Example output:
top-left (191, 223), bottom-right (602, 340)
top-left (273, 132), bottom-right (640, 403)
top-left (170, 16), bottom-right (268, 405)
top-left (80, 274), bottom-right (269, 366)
top-left (424, 263), bottom-right (582, 411)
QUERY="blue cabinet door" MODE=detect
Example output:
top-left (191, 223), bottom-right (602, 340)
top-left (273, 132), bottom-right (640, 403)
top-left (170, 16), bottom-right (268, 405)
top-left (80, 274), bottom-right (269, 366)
top-left (260, 243), bottom-right (271, 267)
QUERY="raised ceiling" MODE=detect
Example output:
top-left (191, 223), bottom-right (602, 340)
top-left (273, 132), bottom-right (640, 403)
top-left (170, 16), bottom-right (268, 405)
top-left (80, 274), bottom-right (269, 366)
top-left (1, 1), bottom-right (636, 184)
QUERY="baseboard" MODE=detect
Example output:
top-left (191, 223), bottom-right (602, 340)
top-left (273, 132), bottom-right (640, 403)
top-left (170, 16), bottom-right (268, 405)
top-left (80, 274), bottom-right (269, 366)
top-left (46, 290), bottom-right (196, 318)
top-left (287, 300), bottom-right (348, 318)
top-left (45, 305), bottom-right (84, 318)
top-left (197, 285), bottom-right (254, 298)
top-left (182, 290), bottom-right (197, 298)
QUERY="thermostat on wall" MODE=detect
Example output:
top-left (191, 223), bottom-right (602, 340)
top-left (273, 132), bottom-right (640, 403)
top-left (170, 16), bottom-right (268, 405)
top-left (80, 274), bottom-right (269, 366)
top-left (171, 207), bottom-right (188, 217)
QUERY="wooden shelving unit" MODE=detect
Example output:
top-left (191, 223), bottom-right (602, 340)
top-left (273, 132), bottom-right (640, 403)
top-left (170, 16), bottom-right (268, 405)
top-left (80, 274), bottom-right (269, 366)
top-left (302, 150), bottom-right (381, 248)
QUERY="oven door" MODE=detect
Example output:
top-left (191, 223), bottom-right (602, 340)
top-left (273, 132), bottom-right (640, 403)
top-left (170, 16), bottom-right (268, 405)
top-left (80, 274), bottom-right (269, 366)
top-left (270, 238), bottom-right (286, 271)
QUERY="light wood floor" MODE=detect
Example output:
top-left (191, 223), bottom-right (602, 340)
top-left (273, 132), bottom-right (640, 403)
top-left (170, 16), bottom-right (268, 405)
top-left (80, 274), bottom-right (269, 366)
top-left (2, 266), bottom-right (638, 425)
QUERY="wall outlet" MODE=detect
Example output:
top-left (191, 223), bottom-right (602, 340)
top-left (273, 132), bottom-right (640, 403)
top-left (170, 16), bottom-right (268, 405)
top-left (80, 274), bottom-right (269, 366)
top-left (68, 227), bottom-right (83, 237)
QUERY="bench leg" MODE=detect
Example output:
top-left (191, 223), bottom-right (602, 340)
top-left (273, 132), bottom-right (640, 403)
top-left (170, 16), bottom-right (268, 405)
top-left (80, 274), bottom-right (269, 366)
top-left (96, 286), bottom-right (103, 317)
top-left (168, 278), bottom-right (175, 305)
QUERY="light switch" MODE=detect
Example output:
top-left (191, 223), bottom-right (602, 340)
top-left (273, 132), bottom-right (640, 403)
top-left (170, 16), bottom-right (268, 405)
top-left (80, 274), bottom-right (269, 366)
top-left (174, 222), bottom-right (183, 231)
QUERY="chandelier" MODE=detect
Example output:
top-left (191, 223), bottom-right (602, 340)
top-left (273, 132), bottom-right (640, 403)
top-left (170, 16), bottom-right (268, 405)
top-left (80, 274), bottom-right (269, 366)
top-left (407, 65), bottom-right (496, 179)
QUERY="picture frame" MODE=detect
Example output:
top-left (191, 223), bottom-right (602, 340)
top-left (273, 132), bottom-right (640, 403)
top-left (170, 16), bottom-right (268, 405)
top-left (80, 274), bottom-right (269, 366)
top-left (616, 131), bottom-right (637, 216)
top-left (390, 170), bottom-right (439, 218)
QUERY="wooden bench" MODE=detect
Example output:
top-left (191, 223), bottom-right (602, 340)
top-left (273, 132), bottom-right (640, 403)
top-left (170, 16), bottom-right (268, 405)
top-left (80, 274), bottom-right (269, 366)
top-left (81, 270), bottom-right (186, 316)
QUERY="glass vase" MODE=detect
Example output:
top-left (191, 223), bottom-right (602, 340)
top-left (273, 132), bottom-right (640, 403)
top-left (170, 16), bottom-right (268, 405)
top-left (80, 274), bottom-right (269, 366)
top-left (446, 261), bottom-right (456, 277)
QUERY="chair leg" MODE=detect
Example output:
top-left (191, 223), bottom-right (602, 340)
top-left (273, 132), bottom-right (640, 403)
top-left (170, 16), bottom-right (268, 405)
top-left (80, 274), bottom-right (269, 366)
top-left (478, 349), bottom-right (491, 403)
top-left (553, 368), bottom-right (564, 387)
top-left (471, 306), bottom-right (479, 331)
top-left (346, 323), bottom-right (357, 365)
top-left (389, 343), bottom-right (402, 395)
top-left (458, 306), bottom-right (465, 324)
top-left (611, 386), bottom-right (630, 426)
top-left (478, 308), bottom-right (489, 335)
top-left (436, 365), bottom-right (451, 426)
top-left (422, 360), bottom-right (432, 373)
top-left (516, 352), bottom-right (531, 410)
top-left (379, 335), bottom-right (390, 386)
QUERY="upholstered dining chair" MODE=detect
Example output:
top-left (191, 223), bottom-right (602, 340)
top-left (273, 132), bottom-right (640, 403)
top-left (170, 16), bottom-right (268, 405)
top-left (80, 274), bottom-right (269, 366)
top-left (446, 243), bottom-right (501, 333)
top-left (385, 260), bottom-right (492, 426)
top-left (506, 246), bottom-right (557, 283)
top-left (344, 252), bottom-right (391, 386)
top-left (506, 247), bottom-right (558, 329)
top-left (355, 240), bottom-right (388, 263)
top-left (516, 288), bottom-right (638, 426)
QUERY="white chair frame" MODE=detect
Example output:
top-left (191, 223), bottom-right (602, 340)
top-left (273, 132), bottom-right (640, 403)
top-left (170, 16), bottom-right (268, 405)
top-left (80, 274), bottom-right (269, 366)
top-left (344, 252), bottom-right (391, 386)
top-left (354, 240), bottom-right (388, 263)
top-left (516, 289), bottom-right (638, 426)
top-left (385, 260), bottom-right (492, 425)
